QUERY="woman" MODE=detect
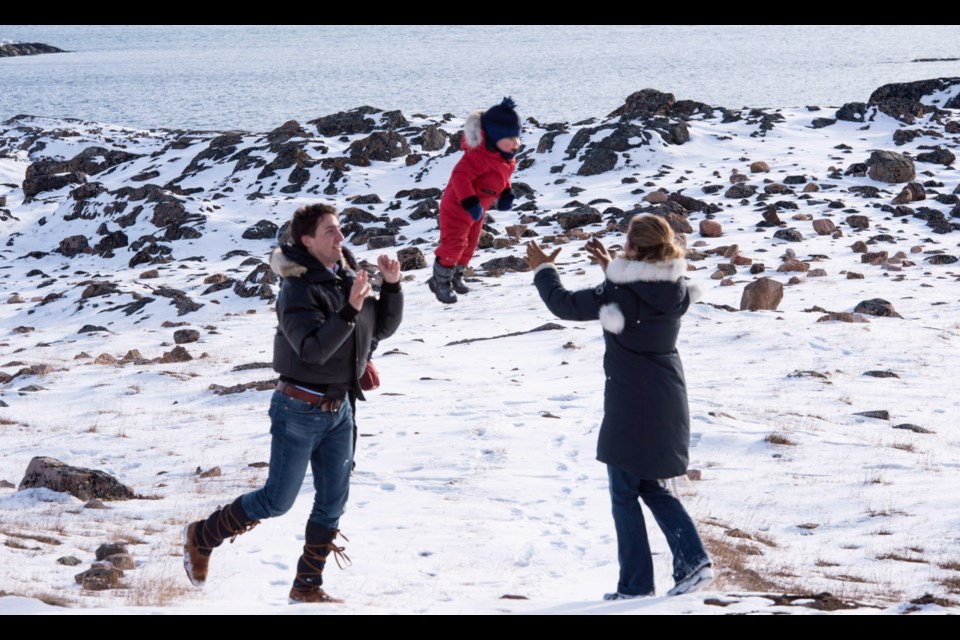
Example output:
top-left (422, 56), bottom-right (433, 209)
top-left (526, 214), bottom-right (713, 599)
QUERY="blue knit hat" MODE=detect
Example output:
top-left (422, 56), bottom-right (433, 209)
top-left (481, 97), bottom-right (521, 145)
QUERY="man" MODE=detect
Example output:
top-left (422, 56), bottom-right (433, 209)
top-left (183, 203), bottom-right (403, 603)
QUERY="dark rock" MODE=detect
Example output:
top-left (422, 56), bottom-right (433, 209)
top-left (782, 175), bottom-right (808, 185)
top-left (773, 229), bottom-right (803, 242)
top-left (104, 553), bottom-right (135, 571)
top-left (19, 456), bottom-right (135, 501)
top-left (95, 542), bottom-right (129, 561)
top-left (367, 235), bottom-right (396, 249)
top-left (266, 120), bottom-right (310, 145)
top-left (81, 282), bottom-right (119, 299)
top-left (849, 186), bottom-right (880, 198)
top-left (151, 199), bottom-right (188, 227)
top-left (349, 131), bottom-right (411, 162)
top-left (863, 370), bottom-right (899, 378)
top-left (309, 106), bottom-right (380, 136)
top-left (397, 247), bottom-right (427, 271)
top-left (854, 298), bottom-right (902, 318)
top-left (77, 325), bottom-right (108, 334)
top-left (607, 89), bottom-right (675, 119)
top-left (152, 286), bottom-right (202, 315)
top-left (241, 219), bottom-right (279, 240)
top-left (75, 565), bottom-right (123, 591)
top-left (915, 147), bottom-right (955, 166)
top-left (23, 171), bottom-right (87, 198)
top-left (341, 206), bottom-right (379, 223)
top-left (846, 215), bottom-right (870, 229)
top-left (174, 329), bottom-right (200, 344)
top-left (420, 124), bottom-right (447, 151)
top-left (160, 345), bottom-right (192, 363)
top-left (893, 129), bottom-right (924, 146)
top-left (94, 230), bottom-right (129, 256)
top-left (350, 193), bottom-right (383, 205)
top-left (725, 183), bottom-right (757, 199)
top-left (854, 410), bottom-right (890, 420)
top-left (868, 79), bottom-right (960, 122)
top-left (811, 118), bottom-right (836, 129)
top-left (893, 424), bottom-right (933, 434)
top-left (479, 256), bottom-right (529, 274)
top-left (844, 163), bottom-right (869, 177)
top-left (0, 42), bottom-right (66, 57)
top-left (926, 254), bottom-right (958, 265)
top-left (740, 277), bottom-right (783, 311)
top-left (57, 556), bottom-right (83, 566)
top-left (577, 147), bottom-right (618, 176)
top-left (59, 235), bottom-right (90, 257)
top-left (396, 187), bottom-right (443, 200)
top-left (556, 206), bottom-right (602, 230)
top-left (866, 150), bottom-right (916, 183)
top-left (836, 102), bottom-right (868, 122)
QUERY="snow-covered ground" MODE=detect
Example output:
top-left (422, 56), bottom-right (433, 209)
top-left (0, 86), bottom-right (958, 614)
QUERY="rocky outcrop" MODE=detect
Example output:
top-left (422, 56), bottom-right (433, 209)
top-left (348, 131), bottom-right (411, 163)
top-left (868, 78), bottom-right (960, 123)
top-left (0, 42), bottom-right (65, 57)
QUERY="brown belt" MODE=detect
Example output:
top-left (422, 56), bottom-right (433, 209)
top-left (276, 381), bottom-right (342, 412)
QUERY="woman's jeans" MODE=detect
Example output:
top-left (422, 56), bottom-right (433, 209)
top-left (607, 465), bottom-right (710, 595)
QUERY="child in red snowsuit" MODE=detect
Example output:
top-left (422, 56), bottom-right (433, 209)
top-left (429, 97), bottom-right (521, 304)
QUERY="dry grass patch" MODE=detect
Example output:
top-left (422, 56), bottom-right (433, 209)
top-left (938, 560), bottom-right (960, 572)
top-left (876, 551), bottom-right (927, 564)
top-left (940, 576), bottom-right (960, 594)
top-left (765, 433), bottom-right (796, 446)
top-left (0, 589), bottom-right (71, 607)
top-left (699, 519), bottom-right (785, 592)
top-left (123, 564), bottom-right (194, 607)
top-left (826, 573), bottom-right (869, 583)
top-left (891, 442), bottom-right (916, 453)
top-left (815, 559), bottom-right (840, 567)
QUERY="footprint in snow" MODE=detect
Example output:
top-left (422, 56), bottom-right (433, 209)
top-left (379, 482), bottom-right (396, 491)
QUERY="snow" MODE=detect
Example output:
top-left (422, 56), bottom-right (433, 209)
top-left (0, 95), bottom-right (958, 614)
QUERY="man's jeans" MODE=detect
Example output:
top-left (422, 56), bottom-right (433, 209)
top-left (607, 465), bottom-right (710, 596)
top-left (242, 391), bottom-right (354, 530)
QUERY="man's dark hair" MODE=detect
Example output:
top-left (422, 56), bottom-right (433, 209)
top-left (289, 203), bottom-right (338, 248)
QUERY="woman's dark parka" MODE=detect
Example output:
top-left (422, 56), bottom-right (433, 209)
top-left (533, 257), bottom-right (701, 480)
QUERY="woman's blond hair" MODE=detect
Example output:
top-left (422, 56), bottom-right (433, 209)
top-left (623, 214), bottom-right (685, 262)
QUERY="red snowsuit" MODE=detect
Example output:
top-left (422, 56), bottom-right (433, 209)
top-left (435, 110), bottom-right (516, 267)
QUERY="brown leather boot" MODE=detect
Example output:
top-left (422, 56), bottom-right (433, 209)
top-left (183, 497), bottom-right (259, 586)
top-left (288, 524), bottom-right (350, 604)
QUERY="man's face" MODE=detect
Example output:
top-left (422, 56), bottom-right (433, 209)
top-left (300, 213), bottom-right (344, 268)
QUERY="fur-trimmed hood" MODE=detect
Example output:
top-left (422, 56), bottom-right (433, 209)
top-left (598, 257), bottom-right (701, 334)
top-left (605, 257), bottom-right (687, 284)
top-left (463, 110), bottom-right (485, 150)
top-left (270, 246), bottom-right (308, 278)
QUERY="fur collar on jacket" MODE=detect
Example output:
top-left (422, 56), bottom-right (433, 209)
top-left (463, 110), bottom-right (484, 150)
top-left (269, 245), bottom-right (354, 280)
top-left (605, 257), bottom-right (687, 284)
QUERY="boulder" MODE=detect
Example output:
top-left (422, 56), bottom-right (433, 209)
top-left (556, 206), bottom-right (602, 230)
top-left (241, 219), bottom-right (279, 240)
top-left (699, 220), bottom-right (722, 237)
top-left (854, 298), bottom-right (902, 318)
top-left (812, 219), bottom-right (836, 235)
top-left (174, 329), bottom-right (200, 344)
top-left (866, 150), bottom-right (915, 183)
top-left (749, 161), bottom-right (770, 173)
top-left (740, 277), bottom-right (783, 311)
top-left (19, 457), bottom-right (135, 501)
top-left (578, 147), bottom-right (618, 176)
top-left (397, 247), bottom-right (427, 271)
top-left (59, 235), bottom-right (90, 257)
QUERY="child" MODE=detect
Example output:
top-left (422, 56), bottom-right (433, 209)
top-left (429, 97), bottom-right (521, 304)
top-left (526, 214), bottom-right (713, 599)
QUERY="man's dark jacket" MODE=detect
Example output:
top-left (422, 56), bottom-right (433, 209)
top-left (270, 244), bottom-right (403, 400)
